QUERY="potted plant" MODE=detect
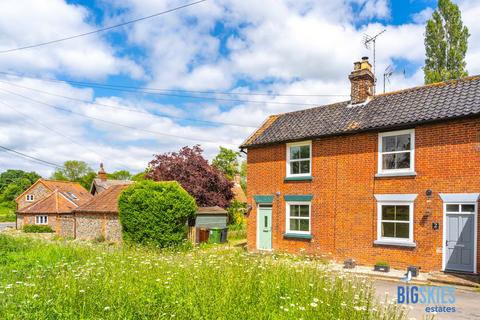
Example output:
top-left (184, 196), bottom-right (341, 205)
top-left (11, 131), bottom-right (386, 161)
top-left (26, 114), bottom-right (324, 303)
top-left (374, 261), bottom-right (390, 272)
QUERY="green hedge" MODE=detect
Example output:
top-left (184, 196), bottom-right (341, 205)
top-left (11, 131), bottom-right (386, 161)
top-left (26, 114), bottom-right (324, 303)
top-left (23, 225), bottom-right (54, 233)
top-left (118, 180), bottom-right (197, 247)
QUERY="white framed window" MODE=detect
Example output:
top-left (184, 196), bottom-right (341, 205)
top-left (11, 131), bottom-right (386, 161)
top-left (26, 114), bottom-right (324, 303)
top-left (378, 129), bottom-right (415, 175)
top-left (286, 141), bottom-right (312, 177)
top-left (376, 202), bottom-right (414, 245)
top-left (35, 215), bottom-right (48, 225)
top-left (26, 194), bottom-right (34, 202)
top-left (286, 202), bottom-right (311, 234)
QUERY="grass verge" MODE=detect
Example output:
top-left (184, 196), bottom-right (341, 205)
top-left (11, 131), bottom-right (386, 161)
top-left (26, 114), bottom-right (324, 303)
top-left (0, 235), bottom-right (407, 319)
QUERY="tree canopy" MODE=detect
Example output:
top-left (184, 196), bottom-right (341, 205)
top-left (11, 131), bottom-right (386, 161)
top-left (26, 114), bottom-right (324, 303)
top-left (51, 160), bottom-right (95, 190)
top-left (0, 169), bottom-right (41, 203)
top-left (147, 145), bottom-right (234, 208)
top-left (107, 170), bottom-right (132, 181)
top-left (424, 0), bottom-right (469, 84)
top-left (212, 147), bottom-right (240, 181)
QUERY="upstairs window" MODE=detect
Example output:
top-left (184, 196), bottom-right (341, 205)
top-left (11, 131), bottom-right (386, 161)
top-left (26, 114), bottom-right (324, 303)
top-left (26, 194), bottom-right (34, 202)
top-left (378, 129), bottom-right (415, 174)
top-left (286, 141), bottom-right (311, 177)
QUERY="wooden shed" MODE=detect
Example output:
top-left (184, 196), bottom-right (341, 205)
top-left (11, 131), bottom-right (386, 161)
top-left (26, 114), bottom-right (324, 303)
top-left (188, 206), bottom-right (228, 244)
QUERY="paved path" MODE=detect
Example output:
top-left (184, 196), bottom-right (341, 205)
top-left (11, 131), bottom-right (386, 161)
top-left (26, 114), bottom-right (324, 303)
top-left (0, 222), bottom-right (15, 232)
top-left (373, 279), bottom-right (480, 320)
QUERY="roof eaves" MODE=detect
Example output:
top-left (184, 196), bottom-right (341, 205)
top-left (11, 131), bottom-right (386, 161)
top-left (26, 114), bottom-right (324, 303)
top-left (240, 114), bottom-right (282, 148)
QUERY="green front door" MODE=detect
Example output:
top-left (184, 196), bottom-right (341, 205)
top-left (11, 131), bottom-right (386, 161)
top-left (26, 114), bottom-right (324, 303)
top-left (258, 205), bottom-right (272, 250)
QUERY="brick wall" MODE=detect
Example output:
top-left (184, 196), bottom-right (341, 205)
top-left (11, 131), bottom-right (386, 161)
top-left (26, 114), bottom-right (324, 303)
top-left (247, 117), bottom-right (480, 272)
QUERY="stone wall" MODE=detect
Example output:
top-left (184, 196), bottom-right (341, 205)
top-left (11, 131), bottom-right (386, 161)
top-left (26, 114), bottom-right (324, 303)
top-left (75, 212), bottom-right (122, 242)
top-left (105, 215), bottom-right (122, 242)
top-left (58, 214), bottom-right (75, 238)
top-left (17, 182), bottom-right (51, 210)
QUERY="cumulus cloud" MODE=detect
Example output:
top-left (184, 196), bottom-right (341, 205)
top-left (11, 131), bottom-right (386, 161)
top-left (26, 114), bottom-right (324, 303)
top-left (2, 0), bottom-right (480, 177)
top-left (0, 0), bottom-right (143, 79)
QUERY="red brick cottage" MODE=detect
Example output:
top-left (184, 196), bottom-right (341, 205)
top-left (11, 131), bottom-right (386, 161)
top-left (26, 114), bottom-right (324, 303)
top-left (240, 57), bottom-right (480, 273)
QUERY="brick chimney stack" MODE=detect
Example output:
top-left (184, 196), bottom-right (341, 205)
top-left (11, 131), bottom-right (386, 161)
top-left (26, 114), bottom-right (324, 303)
top-left (349, 56), bottom-right (375, 104)
top-left (97, 163), bottom-right (107, 181)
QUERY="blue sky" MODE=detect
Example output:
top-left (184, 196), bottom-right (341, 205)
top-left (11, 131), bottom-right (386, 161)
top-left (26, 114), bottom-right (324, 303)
top-left (1, 0), bottom-right (479, 176)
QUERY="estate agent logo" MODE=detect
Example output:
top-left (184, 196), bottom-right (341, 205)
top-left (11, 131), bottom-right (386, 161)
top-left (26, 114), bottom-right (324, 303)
top-left (397, 285), bottom-right (456, 314)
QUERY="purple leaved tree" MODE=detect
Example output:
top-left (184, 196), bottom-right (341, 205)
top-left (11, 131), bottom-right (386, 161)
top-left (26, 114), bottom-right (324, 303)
top-left (147, 145), bottom-right (234, 208)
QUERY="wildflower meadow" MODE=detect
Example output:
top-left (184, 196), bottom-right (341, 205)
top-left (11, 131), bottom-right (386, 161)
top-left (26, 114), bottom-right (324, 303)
top-left (0, 234), bottom-right (407, 319)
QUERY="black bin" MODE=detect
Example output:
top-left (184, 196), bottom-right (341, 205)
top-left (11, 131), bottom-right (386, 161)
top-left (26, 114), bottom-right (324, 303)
top-left (220, 228), bottom-right (228, 243)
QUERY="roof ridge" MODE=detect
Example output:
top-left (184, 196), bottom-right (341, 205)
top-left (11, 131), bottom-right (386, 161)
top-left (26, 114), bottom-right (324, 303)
top-left (375, 75), bottom-right (480, 98)
top-left (42, 179), bottom-right (83, 185)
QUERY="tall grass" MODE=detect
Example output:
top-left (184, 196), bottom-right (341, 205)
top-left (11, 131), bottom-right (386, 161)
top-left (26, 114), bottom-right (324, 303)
top-left (0, 235), bottom-right (406, 319)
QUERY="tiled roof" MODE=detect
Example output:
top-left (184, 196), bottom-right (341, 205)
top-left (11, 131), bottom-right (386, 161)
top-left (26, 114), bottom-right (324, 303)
top-left (90, 178), bottom-right (133, 194)
top-left (18, 191), bottom-right (79, 214)
top-left (75, 184), bottom-right (130, 213)
top-left (40, 179), bottom-right (93, 205)
top-left (196, 206), bottom-right (228, 215)
top-left (241, 76), bottom-right (480, 147)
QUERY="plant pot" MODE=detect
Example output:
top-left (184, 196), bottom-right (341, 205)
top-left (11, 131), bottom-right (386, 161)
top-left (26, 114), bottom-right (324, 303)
top-left (374, 265), bottom-right (390, 272)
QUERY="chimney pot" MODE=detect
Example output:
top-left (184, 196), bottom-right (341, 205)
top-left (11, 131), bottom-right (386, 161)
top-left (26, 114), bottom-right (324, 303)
top-left (98, 163), bottom-right (107, 181)
top-left (349, 57), bottom-right (375, 104)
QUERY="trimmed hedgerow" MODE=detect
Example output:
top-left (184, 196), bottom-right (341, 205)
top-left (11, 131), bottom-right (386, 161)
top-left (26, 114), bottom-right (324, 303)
top-left (118, 180), bottom-right (197, 247)
top-left (23, 225), bottom-right (54, 233)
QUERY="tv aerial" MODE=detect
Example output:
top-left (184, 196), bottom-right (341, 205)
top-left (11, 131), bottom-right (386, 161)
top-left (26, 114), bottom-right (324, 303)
top-left (363, 29), bottom-right (386, 94)
top-left (383, 65), bottom-right (393, 94)
top-left (383, 65), bottom-right (406, 93)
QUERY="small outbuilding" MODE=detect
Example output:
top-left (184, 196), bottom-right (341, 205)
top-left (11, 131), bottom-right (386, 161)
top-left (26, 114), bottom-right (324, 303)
top-left (188, 206), bottom-right (228, 244)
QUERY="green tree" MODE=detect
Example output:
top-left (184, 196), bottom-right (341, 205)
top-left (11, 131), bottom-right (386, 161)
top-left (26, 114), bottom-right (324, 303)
top-left (51, 160), bottom-right (95, 190)
top-left (0, 170), bottom-right (40, 192)
top-left (239, 160), bottom-right (247, 193)
top-left (107, 170), bottom-right (132, 181)
top-left (212, 147), bottom-right (240, 181)
top-left (131, 172), bottom-right (147, 181)
top-left (0, 170), bottom-right (41, 203)
top-left (118, 180), bottom-right (197, 247)
top-left (424, 0), bottom-right (470, 84)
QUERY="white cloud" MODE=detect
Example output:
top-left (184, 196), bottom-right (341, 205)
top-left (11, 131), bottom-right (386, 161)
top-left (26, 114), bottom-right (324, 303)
top-left (3, 0), bottom-right (480, 178)
top-left (0, 0), bottom-right (143, 79)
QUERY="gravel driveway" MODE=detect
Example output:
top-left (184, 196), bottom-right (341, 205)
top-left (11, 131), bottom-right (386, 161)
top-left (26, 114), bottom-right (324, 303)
top-left (374, 279), bottom-right (480, 320)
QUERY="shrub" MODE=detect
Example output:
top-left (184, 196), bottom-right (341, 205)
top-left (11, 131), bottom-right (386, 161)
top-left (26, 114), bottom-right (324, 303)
top-left (118, 180), bottom-right (197, 247)
top-left (227, 200), bottom-right (246, 225)
top-left (23, 225), bottom-right (54, 233)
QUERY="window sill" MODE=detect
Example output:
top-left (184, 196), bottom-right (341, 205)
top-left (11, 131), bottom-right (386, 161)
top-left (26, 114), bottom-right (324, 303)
top-left (375, 172), bottom-right (417, 178)
top-left (283, 233), bottom-right (313, 240)
top-left (284, 176), bottom-right (312, 182)
top-left (373, 240), bottom-right (416, 248)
